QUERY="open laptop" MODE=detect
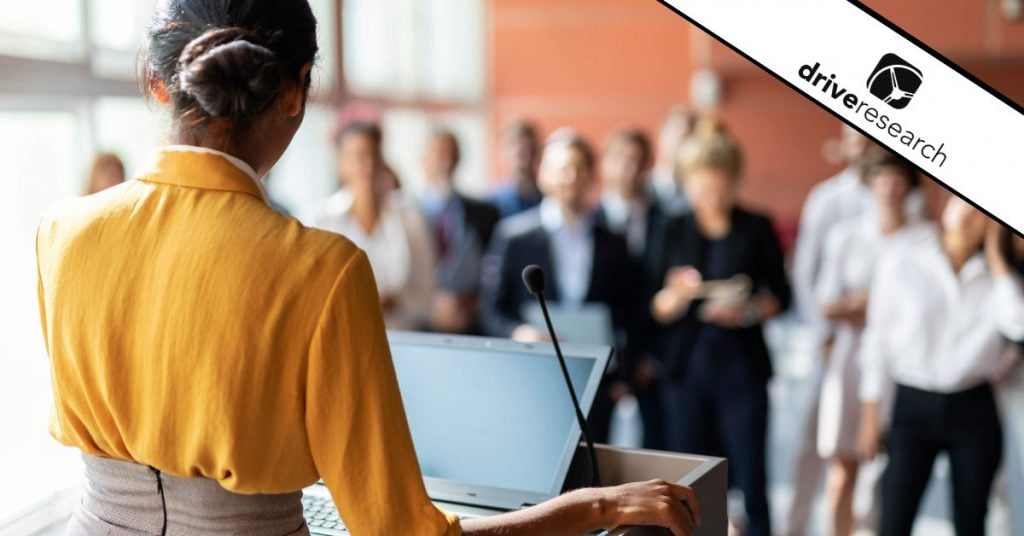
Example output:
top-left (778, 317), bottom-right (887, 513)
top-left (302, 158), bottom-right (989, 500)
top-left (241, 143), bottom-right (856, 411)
top-left (521, 302), bottom-right (615, 346)
top-left (302, 330), bottom-right (612, 534)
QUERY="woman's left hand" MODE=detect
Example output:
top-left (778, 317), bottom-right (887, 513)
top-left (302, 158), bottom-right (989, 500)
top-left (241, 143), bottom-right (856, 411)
top-left (698, 301), bottom-right (746, 328)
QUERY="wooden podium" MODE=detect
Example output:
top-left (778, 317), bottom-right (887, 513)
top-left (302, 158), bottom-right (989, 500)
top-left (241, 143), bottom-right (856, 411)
top-left (563, 445), bottom-right (728, 535)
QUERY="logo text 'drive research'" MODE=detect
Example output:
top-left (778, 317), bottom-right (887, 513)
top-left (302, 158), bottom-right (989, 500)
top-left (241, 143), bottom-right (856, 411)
top-left (797, 55), bottom-right (947, 168)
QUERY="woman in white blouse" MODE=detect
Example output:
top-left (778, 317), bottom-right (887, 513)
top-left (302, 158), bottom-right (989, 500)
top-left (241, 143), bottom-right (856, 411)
top-left (858, 195), bottom-right (1024, 536)
top-left (313, 122), bottom-right (434, 330)
top-left (814, 149), bottom-right (932, 536)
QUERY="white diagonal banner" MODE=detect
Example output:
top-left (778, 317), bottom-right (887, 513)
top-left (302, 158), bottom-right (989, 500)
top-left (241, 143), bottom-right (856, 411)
top-left (660, 0), bottom-right (1024, 234)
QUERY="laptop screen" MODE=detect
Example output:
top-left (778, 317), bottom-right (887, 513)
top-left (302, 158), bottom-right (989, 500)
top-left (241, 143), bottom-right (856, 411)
top-left (388, 332), bottom-right (608, 506)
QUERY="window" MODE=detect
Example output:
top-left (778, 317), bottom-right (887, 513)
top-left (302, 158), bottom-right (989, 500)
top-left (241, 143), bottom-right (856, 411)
top-left (381, 108), bottom-right (489, 197)
top-left (342, 0), bottom-right (484, 101)
top-left (0, 0), bottom-right (83, 61)
top-left (88, 0), bottom-right (159, 78)
top-left (92, 97), bottom-right (170, 177)
top-left (0, 110), bottom-right (87, 524)
top-left (340, 0), bottom-right (488, 195)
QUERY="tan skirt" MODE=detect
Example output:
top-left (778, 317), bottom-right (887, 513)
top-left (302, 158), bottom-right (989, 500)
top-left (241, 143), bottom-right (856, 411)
top-left (67, 453), bottom-right (309, 536)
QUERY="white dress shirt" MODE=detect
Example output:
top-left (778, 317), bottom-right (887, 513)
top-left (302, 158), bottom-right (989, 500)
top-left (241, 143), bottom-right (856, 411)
top-left (311, 189), bottom-right (435, 330)
top-left (859, 228), bottom-right (1024, 401)
top-left (539, 198), bottom-right (594, 307)
top-left (793, 166), bottom-right (925, 336)
top-left (815, 216), bottom-right (934, 451)
top-left (792, 167), bottom-right (874, 334)
top-left (601, 193), bottom-right (649, 257)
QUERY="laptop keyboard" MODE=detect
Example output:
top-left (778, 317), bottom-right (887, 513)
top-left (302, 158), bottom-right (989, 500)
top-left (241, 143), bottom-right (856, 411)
top-left (302, 494), bottom-right (479, 534)
top-left (303, 494), bottom-right (348, 534)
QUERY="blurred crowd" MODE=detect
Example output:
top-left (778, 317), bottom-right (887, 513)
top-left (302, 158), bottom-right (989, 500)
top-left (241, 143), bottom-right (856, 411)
top-left (85, 107), bottom-right (1024, 536)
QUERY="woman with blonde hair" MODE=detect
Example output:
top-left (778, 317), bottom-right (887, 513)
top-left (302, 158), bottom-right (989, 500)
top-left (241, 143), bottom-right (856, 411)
top-left (651, 122), bottom-right (791, 536)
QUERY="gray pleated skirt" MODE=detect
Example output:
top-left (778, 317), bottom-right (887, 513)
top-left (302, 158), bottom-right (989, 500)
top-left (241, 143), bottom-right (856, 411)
top-left (67, 453), bottom-right (309, 536)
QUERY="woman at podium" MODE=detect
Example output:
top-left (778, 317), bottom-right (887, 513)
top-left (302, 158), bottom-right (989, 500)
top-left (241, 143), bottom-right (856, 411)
top-left (33, 0), bottom-right (700, 534)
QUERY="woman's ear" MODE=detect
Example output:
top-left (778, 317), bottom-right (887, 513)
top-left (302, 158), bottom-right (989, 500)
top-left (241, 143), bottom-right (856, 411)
top-left (283, 63), bottom-right (314, 118)
top-left (150, 78), bottom-right (171, 105)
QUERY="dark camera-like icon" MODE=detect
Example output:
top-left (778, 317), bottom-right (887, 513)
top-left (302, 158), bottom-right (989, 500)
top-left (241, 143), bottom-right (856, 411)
top-left (866, 53), bottom-right (923, 109)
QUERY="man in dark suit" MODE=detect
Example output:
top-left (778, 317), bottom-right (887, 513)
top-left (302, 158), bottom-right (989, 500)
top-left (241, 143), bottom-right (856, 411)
top-left (480, 129), bottom-right (637, 443)
top-left (594, 128), bottom-right (670, 450)
top-left (419, 128), bottom-right (501, 335)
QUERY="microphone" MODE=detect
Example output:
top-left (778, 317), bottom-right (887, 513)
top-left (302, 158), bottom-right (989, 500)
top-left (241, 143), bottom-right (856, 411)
top-left (521, 265), bottom-right (601, 488)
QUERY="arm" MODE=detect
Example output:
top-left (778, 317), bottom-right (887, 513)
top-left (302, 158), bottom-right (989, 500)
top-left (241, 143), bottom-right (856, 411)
top-left (701, 217), bottom-right (790, 329)
top-left (816, 226), bottom-right (867, 326)
top-left (306, 252), bottom-right (458, 535)
top-left (35, 225), bottom-right (50, 349)
top-left (986, 222), bottom-right (1024, 342)
top-left (462, 480), bottom-right (701, 536)
top-left (993, 274), bottom-right (1024, 343)
top-left (309, 253), bottom-right (702, 535)
top-left (755, 215), bottom-right (792, 317)
top-left (651, 267), bottom-right (702, 325)
top-left (857, 254), bottom-right (899, 459)
top-left (791, 189), bottom-right (830, 327)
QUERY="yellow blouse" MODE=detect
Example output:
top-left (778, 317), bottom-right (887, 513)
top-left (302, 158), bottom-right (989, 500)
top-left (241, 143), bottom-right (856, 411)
top-left (35, 148), bottom-right (460, 535)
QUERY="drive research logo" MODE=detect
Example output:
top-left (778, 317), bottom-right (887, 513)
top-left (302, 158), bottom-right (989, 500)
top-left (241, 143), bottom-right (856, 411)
top-left (866, 53), bottom-right (923, 109)
top-left (797, 59), bottom-right (947, 168)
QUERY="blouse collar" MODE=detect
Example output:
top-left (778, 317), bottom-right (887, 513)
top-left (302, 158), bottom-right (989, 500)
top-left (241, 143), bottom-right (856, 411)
top-left (137, 146), bottom-right (269, 205)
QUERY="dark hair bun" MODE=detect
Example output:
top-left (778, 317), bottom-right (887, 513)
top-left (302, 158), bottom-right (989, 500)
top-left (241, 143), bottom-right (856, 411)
top-left (177, 27), bottom-right (283, 122)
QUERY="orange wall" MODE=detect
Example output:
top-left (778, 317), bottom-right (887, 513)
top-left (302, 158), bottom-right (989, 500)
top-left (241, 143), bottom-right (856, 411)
top-left (489, 0), bottom-right (693, 171)
top-left (489, 0), bottom-right (1024, 241)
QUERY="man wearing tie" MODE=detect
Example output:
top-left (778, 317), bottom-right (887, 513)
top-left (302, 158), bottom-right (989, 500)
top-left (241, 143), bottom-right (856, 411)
top-left (419, 128), bottom-right (501, 334)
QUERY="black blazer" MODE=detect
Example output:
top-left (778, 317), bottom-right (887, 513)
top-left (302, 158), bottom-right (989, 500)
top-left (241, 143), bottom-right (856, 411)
top-left (459, 194), bottom-right (501, 252)
top-left (594, 198), bottom-right (671, 358)
top-left (593, 198), bottom-right (670, 288)
top-left (654, 207), bottom-right (792, 382)
top-left (479, 208), bottom-right (638, 353)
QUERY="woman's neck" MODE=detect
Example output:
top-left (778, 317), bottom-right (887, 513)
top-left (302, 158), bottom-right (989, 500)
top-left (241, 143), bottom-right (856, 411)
top-left (942, 233), bottom-right (976, 273)
top-left (170, 125), bottom-right (265, 177)
top-left (877, 205), bottom-right (906, 235)
top-left (695, 209), bottom-right (731, 239)
top-left (351, 186), bottom-right (383, 235)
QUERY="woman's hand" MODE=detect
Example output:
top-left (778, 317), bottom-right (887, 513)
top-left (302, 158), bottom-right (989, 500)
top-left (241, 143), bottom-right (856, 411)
top-left (698, 301), bottom-right (745, 328)
top-left (462, 479), bottom-right (701, 536)
top-left (666, 266), bottom-right (703, 293)
top-left (858, 402), bottom-right (882, 461)
top-left (652, 266), bottom-right (703, 324)
top-left (600, 479), bottom-right (702, 536)
top-left (511, 324), bottom-right (550, 343)
top-left (429, 292), bottom-right (472, 333)
top-left (821, 293), bottom-right (868, 326)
